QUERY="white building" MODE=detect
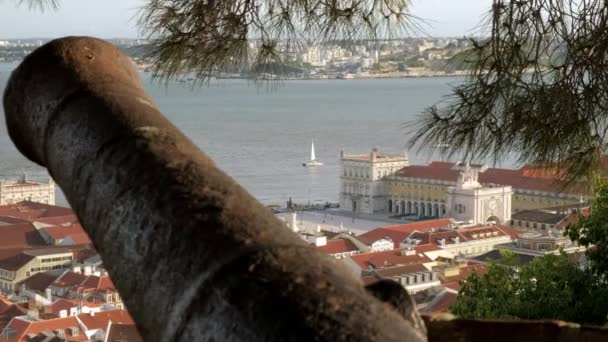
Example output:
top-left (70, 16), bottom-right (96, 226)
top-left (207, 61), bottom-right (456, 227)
top-left (0, 175), bottom-right (55, 205)
top-left (445, 163), bottom-right (512, 225)
top-left (340, 148), bottom-right (409, 214)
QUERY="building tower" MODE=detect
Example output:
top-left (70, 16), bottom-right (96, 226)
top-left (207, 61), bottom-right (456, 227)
top-left (445, 163), bottom-right (512, 225)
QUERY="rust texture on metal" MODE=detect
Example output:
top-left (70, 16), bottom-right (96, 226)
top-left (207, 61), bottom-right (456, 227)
top-left (3, 37), bottom-right (427, 342)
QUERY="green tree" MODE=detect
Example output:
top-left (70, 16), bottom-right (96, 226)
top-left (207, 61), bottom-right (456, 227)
top-left (452, 251), bottom-right (608, 325)
top-left (566, 175), bottom-right (608, 280)
top-left (450, 250), bottom-right (521, 320)
top-left (410, 0), bottom-right (608, 185)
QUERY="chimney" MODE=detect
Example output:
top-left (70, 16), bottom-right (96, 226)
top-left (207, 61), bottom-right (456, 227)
top-left (45, 288), bottom-right (52, 302)
top-left (314, 236), bottom-right (327, 247)
top-left (27, 309), bottom-right (39, 320)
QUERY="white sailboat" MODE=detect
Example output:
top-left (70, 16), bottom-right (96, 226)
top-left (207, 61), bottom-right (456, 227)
top-left (302, 140), bottom-right (323, 167)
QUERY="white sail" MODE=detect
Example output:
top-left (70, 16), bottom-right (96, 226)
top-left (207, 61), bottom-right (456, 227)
top-left (302, 139), bottom-right (323, 167)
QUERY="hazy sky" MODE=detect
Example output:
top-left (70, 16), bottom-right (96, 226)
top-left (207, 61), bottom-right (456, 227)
top-left (0, 0), bottom-right (490, 38)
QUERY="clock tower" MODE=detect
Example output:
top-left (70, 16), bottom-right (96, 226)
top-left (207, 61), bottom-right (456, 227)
top-left (445, 163), bottom-right (512, 225)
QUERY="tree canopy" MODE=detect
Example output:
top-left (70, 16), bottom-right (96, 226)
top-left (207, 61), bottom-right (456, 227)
top-left (454, 176), bottom-right (608, 325)
top-left (566, 175), bottom-right (608, 280)
top-left (451, 251), bottom-right (608, 325)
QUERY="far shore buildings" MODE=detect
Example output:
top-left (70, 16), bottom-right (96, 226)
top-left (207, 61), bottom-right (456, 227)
top-left (340, 148), bottom-right (586, 220)
top-left (305, 148), bottom-right (593, 313)
top-left (0, 175), bottom-right (55, 206)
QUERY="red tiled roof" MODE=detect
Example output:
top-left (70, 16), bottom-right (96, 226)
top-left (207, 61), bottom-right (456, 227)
top-left (409, 230), bottom-right (461, 245)
top-left (426, 291), bottom-right (458, 313)
top-left (74, 275), bottom-right (115, 294)
top-left (3, 316), bottom-right (88, 342)
top-left (72, 248), bottom-right (98, 263)
top-left (376, 263), bottom-right (429, 277)
top-left (65, 233), bottom-right (91, 245)
top-left (33, 215), bottom-right (78, 226)
top-left (0, 296), bottom-right (12, 313)
top-left (441, 263), bottom-right (488, 291)
top-left (0, 253), bottom-right (35, 271)
top-left (52, 272), bottom-right (87, 289)
top-left (50, 299), bottom-right (77, 316)
top-left (0, 223), bottom-right (46, 251)
top-left (408, 225), bottom-right (520, 248)
top-left (18, 272), bottom-right (61, 293)
top-left (0, 216), bottom-right (29, 224)
top-left (316, 239), bottom-right (359, 255)
top-left (0, 304), bottom-right (27, 318)
top-left (42, 224), bottom-right (86, 240)
top-left (414, 244), bottom-right (442, 253)
top-left (494, 225), bottom-right (525, 239)
top-left (77, 310), bottom-right (134, 331)
top-left (0, 202), bottom-right (73, 223)
top-left (357, 219), bottom-right (453, 248)
top-left (105, 323), bottom-right (143, 342)
top-left (394, 162), bottom-right (585, 194)
top-left (349, 248), bottom-right (432, 270)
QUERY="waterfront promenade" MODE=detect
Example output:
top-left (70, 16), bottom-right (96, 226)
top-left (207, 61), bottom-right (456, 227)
top-left (275, 209), bottom-right (414, 235)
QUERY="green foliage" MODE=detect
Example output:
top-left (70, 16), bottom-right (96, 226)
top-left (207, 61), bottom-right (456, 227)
top-left (452, 251), bottom-right (608, 325)
top-left (137, 0), bottom-right (418, 81)
top-left (410, 0), bottom-right (608, 185)
top-left (566, 175), bottom-right (608, 280)
top-left (455, 177), bottom-right (608, 325)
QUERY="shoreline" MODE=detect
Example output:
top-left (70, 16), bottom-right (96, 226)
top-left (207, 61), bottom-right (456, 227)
top-left (138, 70), bottom-right (470, 82)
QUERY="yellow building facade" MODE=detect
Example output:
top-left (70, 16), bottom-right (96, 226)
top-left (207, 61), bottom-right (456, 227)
top-left (383, 162), bottom-right (584, 218)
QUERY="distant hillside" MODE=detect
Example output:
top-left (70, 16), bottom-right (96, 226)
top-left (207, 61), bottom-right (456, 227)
top-left (120, 45), bottom-right (149, 58)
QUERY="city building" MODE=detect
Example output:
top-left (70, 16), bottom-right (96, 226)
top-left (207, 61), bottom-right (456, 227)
top-left (339, 149), bottom-right (587, 217)
top-left (510, 203), bottom-right (589, 231)
top-left (0, 249), bottom-right (74, 294)
top-left (39, 223), bottom-right (92, 246)
top-left (315, 239), bottom-right (364, 259)
top-left (402, 225), bottom-right (521, 257)
top-left (339, 148), bottom-right (409, 214)
top-left (355, 219), bottom-right (454, 251)
top-left (369, 263), bottom-right (441, 294)
top-left (0, 309), bottom-right (138, 342)
top-left (0, 176), bottom-right (55, 206)
top-left (445, 163), bottom-right (512, 225)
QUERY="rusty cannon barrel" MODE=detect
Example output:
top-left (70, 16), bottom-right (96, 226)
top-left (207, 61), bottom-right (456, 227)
top-left (3, 37), bottom-right (426, 342)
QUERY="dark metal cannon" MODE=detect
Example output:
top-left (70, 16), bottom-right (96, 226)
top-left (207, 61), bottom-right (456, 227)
top-left (3, 37), bottom-right (427, 342)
